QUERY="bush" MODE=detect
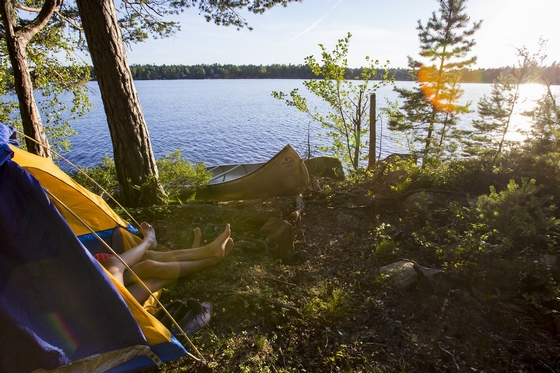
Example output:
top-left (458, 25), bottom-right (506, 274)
top-left (69, 155), bottom-right (118, 198)
top-left (70, 150), bottom-right (211, 205)
top-left (400, 158), bottom-right (505, 194)
top-left (408, 178), bottom-right (559, 300)
top-left (155, 149), bottom-right (211, 203)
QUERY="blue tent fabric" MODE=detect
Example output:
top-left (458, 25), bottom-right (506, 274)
top-left (0, 129), bottom-right (149, 372)
top-left (0, 125), bottom-right (16, 166)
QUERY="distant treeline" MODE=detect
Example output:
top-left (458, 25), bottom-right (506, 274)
top-left (91, 63), bottom-right (560, 84)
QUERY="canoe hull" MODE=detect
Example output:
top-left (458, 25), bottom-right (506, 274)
top-left (196, 145), bottom-right (310, 201)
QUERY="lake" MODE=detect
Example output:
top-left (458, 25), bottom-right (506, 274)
top-left (57, 79), bottom-right (556, 169)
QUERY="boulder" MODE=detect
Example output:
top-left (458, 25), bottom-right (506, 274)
top-left (403, 192), bottom-right (436, 215)
top-left (376, 260), bottom-right (417, 289)
top-left (337, 212), bottom-right (362, 230)
top-left (348, 193), bottom-right (375, 207)
top-left (384, 169), bottom-right (409, 186)
top-left (304, 156), bottom-right (345, 180)
top-left (414, 263), bottom-right (452, 295)
top-left (260, 217), bottom-right (295, 263)
top-left (450, 289), bottom-right (481, 308)
top-left (541, 255), bottom-right (560, 282)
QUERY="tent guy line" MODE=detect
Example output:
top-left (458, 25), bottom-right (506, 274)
top-left (44, 188), bottom-right (204, 363)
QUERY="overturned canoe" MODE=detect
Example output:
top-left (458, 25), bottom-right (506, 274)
top-left (196, 144), bottom-right (310, 201)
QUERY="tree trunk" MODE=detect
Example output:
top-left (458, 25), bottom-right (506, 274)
top-left (0, 0), bottom-right (56, 157)
top-left (76, 0), bottom-right (163, 207)
top-left (368, 93), bottom-right (376, 169)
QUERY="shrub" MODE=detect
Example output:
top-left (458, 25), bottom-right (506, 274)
top-left (155, 149), bottom-right (211, 203)
top-left (70, 150), bottom-right (211, 205)
top-left (69, 155), bottom-right (118, 197)
top-left (409, 178), bottom-right (559, 300)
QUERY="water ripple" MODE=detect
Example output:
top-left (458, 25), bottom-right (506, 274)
top-left (55, 79), bottom-right (556, 169)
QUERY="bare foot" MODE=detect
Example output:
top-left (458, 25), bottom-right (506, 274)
top-left (224, 237), bottom-right (234, 258)
top-left (210, 223), bottom-right (231, 259)
top-left (192, 227), bottom-right (202, 248)
top-left (141, 222), bottom-right (157, 250)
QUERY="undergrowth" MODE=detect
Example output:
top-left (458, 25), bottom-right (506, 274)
top-left (70, 149), bottom-right (211, 204)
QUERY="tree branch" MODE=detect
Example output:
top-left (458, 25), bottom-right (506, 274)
top-left (15, 1), bottom-right (82, 31)
top-left (16, 0), bottom-right (62, 41)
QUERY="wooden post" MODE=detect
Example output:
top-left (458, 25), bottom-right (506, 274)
top-left (368, 93), bottom-right (376, 169)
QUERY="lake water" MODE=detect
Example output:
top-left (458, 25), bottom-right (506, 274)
top-left (57, 79), bottom-right (557, 169)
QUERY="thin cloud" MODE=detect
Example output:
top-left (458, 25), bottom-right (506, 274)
top-left (286, 0), bottom-right (344, 44)
top-left (287, 14), bottom-right (329, 44)
top-left (331, 0), bottom-right (344, 9)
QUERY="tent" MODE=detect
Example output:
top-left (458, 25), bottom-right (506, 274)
top-left (0, 124), bottom-right (187, 373)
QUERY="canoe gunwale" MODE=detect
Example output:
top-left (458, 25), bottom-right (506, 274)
top-left (195, 144), bottom-right (309, 201)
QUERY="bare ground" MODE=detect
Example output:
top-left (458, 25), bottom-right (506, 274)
top-left (138, 180), bottom-right (560, 373)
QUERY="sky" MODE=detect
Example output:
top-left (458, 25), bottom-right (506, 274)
top-left (124, 0), bottom-right (560, 69)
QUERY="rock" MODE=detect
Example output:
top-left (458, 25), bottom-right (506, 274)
top-left (384, 169), bottom-right (409, 186)
top-left (348, 193), bottom-right (375, 207)
top-left (364, 193), bottom-right (393, 210)
top-left (541, 255), bottom-right (560, 282)
top-left (304, 156), bottom-right (345, 180)
top-left (337, 212), bottom-right (361, 230)
top-left (260, 217), bottom-right (295, 263)
top-left (380, 153), bottom-right (416, 165)
top-left (376, 260), bottom-right (418, 289)
top-left (376, 153), bottom-right (416, 174)
top-left (403, 192), bottom-right (436, 215)
top-left (414, 263), bottom-right (452, 295)
top-left (450, 289), bottom-right (480, 308)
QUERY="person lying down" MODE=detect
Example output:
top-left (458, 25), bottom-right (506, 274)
top-left (94, 222), bottom-right (234, 304)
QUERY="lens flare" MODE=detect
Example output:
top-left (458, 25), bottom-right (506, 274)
top-left (417, 66), bottom-right (456, 113)
top-left (44, 312), bottom-right (78, 354)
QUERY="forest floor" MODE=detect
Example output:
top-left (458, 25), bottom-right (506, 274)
top-left (137, 176), bottom-right (560, 373)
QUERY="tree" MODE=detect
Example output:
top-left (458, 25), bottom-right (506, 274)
top-left (76, 0), bottom-right (298, 206)
top-left (76, 0), bottom-right (163, 207)
top-left (386, 0), bottom-right (481, 167)
top-left (0, 1), bottom-right (91, 156)
top-left (468, 54), bottom-right (534, 165)
top-left (272, 33), bottom-right (392, 172)
top-left (522, 39), bottom-right (560, 155)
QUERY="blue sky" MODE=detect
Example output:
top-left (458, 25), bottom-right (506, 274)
top-left (124, 0), bottom-right (560, 69)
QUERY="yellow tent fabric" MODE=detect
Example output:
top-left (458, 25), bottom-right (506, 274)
top-left (101, 265), bottom-right (171, 345)
top-left (10, 145), bottom-right (170, 346)
top-left (10, 145), bottom-right (129, 236)
top-left (114, 226), bottom-right (162, 313)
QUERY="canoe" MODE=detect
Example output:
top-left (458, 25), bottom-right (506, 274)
top-left (195, 144), bottom-right (310, 201)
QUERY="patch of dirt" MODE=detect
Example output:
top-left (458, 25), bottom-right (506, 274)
top-left (139, 180), bottom-right (560, 373)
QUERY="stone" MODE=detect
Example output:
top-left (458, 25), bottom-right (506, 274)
top-left (260, 217), bottom-right (295, 263)
top-left (403, 192), bottom-right (436, 215)
top-left (376, 260), bottom-right (418, 289)
top-left (337, 212), bottom-right (361, 230)
top-left (450, 289), bottom-right (480, 308)
top-left (541, 255), bottom-right (560, 281)
top-left (304, 156), bottom-right (345, 180)
top-left (414, 263), bottom-right (452, 295)
top-left (348, 193), bottom-right (375, 207)
top-left (384, 169), bottom-right (409, 186)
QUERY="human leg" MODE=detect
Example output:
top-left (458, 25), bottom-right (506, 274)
top-left (125, 233), bottom-right (233, 283)
top-left (143, 224), bottom-right (231, 263)
top-left (102, 222), bottom-right (157, 284)
top-left (126, 277), bottom-right (175, 305)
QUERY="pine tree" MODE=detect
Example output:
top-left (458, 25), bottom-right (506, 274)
top-left (386, 0), bottom-right (481, 167)
top-left (522, 39), bottom-right (560, 155)
top-left (468, 53), bottom-right (535, 165)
